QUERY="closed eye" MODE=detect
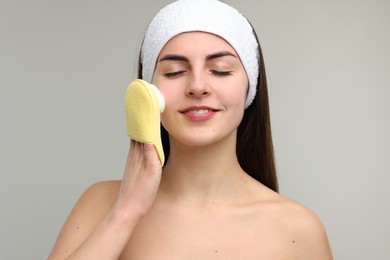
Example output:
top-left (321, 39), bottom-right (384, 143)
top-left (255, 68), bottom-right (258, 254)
top-left (164, 71), bottom-right (186, 78)
top-left (211, 70), bottom-right (232, 77)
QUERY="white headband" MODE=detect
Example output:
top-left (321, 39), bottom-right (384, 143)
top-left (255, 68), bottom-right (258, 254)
top-left (141, 0), bottom-right (259, 108)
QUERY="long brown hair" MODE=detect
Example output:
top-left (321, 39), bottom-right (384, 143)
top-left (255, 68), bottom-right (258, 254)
top-left (137, 30), bottom-right (278, 192)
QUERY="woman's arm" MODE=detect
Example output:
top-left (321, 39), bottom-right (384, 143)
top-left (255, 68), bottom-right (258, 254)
top-left (48, 141), bottom-right (162, 260)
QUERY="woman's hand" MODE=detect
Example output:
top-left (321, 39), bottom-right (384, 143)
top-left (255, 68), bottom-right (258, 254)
top-left (114, 140), bottom-right (163, 219)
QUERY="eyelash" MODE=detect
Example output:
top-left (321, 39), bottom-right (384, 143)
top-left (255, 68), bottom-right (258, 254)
top-left (211, 70), bottom-right (232, 77)
top-left (164, 71), bottom-right (185, 78)
top-left (164, 70), bottom-right (232, 78)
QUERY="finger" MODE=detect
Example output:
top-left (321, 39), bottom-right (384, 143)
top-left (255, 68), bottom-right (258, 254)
top-left (143, 144), bottom-right (161, 167)
top-left (126, 140), bottom-right (142, 169)
top-left (128, 139), bottom-right (134, 158)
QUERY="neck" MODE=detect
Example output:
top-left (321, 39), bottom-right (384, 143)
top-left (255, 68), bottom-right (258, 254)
top-left (159, 132), bottom-right (249, 206)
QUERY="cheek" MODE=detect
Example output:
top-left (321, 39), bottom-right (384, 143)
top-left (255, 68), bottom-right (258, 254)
top-left (153, 77), bottom-right (176, 107)
top-left (157, 85), bottom-right (179, 125)
top-left (158, 85), bottom-right (177, 109)
top-left (222, 79), bottom-right (248, 107)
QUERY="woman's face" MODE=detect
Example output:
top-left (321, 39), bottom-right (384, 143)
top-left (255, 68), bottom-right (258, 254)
top-left (152, 32), bottom-right (249, 147)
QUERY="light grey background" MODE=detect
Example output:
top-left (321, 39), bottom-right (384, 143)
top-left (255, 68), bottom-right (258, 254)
top-left (1, 0), bottom-right (389, 259)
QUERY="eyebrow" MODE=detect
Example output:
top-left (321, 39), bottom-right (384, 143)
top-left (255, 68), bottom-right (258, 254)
top-left (158, 54), bottom-right (189, 62)
top-left (158, 51), bottom-right (237, 63)
top-left (206, 51), bottom-right (237, 61)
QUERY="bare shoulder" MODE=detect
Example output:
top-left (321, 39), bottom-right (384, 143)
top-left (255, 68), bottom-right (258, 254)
top-left (49, 180), bottom-right (121, 258)
top-left (79, 180), bottom-right (121, 206)
top-left (67, 180), bottom-right (121, 220)
top-left (278, 195), bottom-right (328, 237)
top-left (258, 190), bottom-right (333, 259)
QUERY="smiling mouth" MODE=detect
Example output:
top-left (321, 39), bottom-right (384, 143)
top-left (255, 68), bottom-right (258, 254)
top-left (180, 106), bottom-right (219, 113)
top-left (187, 109), bottom-right (213, 114)
top-left (179, 107), bottom-right (220, 121)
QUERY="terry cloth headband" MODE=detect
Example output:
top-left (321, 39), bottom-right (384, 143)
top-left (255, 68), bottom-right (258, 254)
top-left (141, 0), bottom-right (259, 108)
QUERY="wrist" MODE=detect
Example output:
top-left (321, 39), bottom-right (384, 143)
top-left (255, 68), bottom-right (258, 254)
top-left (107, 204), bottom-right (142, 232)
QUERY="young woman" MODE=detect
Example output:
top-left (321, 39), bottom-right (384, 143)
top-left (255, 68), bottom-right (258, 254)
top-left (49, 0), bottom-right (332, 259)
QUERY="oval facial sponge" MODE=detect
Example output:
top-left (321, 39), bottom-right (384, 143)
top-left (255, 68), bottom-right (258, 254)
top-left (125, 79), bottom-right (165, 166)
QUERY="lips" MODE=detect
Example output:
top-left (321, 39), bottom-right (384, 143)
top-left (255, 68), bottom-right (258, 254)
top-left (187, 109), bottom-right (212, 114)
top-left (179, 106), bottom-right (219, 121)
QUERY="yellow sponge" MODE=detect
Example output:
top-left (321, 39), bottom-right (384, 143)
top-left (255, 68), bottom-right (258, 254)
top-left (125, 79), bottom-right (165, 166)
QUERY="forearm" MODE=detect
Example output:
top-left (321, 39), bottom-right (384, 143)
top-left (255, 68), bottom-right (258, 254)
top-left (49, 142), bottom-right (161, 260)
top-left (64, 208), bottom-right (140, 260)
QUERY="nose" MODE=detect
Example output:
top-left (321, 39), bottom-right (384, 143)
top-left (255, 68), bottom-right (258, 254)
top-left (185, 72), bottom-right (211, 98)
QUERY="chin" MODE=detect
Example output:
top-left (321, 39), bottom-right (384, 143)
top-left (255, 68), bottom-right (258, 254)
top-left (171, 128), bottom-right (237, 148)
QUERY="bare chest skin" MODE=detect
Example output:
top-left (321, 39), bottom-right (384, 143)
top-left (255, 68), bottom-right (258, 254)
top-left (119, 197), bottom-right (298, 260)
